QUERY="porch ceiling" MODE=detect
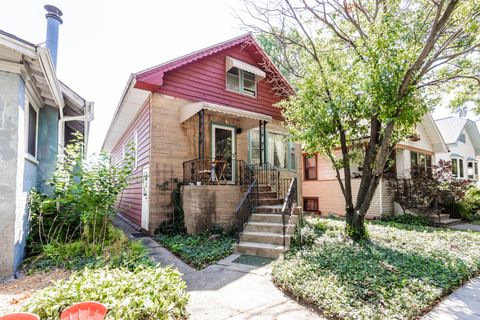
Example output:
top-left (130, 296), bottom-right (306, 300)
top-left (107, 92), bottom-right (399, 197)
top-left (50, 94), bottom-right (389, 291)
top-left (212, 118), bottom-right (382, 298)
top-left (180, 101), bottom-right (272, 130)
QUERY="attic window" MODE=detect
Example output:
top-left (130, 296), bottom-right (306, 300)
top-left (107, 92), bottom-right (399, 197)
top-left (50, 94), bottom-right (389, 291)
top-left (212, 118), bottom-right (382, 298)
top-left (225, 57), bottom-right (266, 98)
top-left (459, 133), bottom-right (466, 143)
top-left (227, 67), bottom-right (257, 97)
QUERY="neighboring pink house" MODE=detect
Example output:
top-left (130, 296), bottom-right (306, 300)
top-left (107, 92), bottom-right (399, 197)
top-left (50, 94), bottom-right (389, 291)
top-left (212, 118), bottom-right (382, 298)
top-left (102, 34), bottom-right (302, 256)
top-left (302, 114), bottom-right (448, 218)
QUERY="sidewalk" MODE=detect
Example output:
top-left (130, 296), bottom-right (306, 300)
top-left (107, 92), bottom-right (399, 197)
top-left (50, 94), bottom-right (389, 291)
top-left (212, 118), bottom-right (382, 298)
top-left (113, 216), bottom-right (321, 320)
top-left (423, 277), bottom-right (480, 320)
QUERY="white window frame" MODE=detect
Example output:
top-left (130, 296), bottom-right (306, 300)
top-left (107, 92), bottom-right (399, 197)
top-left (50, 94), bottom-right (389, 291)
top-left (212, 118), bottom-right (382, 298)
top-left (24, 94), bottom-right (39, 164)
top-left (451, 158), bottom-right (465, 179)
top-left (248, 128), bottom-right (296, 171)
top-left (226, 67), bottom-right (258, 98)
top-left (133, 130), bottom-right (138, 171)
top-left (467, 160), bottom-right (478, 180)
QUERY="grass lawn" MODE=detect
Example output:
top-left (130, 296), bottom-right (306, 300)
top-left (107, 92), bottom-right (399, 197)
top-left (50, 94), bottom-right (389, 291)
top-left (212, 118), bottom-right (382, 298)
top-left (272, 217), bottom-right (480, 320)
top-left (156, 231), bottom-right (236, 269)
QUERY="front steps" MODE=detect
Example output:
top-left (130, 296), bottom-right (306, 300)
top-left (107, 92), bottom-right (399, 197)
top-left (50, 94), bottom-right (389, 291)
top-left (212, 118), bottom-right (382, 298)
top-left (234, 184), bottom-right (297, 259)
top-left (427, 214), bottom-right (463, 227)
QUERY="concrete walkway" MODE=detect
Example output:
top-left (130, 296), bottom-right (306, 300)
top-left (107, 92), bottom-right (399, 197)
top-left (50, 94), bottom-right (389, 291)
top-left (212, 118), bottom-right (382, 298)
top-left (449, 223), bottom-right (480, 232)
top-left (113, 216), bottom-right (321, 320)
top-left (423, 277), bottom-right (480, 320)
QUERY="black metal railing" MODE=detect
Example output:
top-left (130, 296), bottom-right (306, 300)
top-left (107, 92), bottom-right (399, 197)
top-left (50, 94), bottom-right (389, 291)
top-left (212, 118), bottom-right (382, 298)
top-left (250, 163), bottom-right (281, 195)
top-left (182, 158), bottom-right (252, 185)
top-left (234, 177), bottom-right (258, 242)
top-left (281, 178), bottom-right (297, 247)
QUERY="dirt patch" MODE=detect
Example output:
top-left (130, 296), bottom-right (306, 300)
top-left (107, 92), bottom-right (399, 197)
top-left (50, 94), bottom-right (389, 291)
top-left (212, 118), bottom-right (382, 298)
top-left (0, 269), bottom-right (70, 315)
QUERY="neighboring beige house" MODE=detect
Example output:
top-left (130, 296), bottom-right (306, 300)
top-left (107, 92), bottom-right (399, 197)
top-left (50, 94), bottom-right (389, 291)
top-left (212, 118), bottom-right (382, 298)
top-left (302, 113), bottom-right (448, 218)
top-left (435, 117), bottom-right (480, 182)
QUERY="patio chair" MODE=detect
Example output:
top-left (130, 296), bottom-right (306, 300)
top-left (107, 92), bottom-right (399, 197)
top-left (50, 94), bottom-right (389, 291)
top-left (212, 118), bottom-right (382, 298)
top-left (60, 301), bottom-right (107, 320)
top-left (0, 313), bottom-right (40, 320)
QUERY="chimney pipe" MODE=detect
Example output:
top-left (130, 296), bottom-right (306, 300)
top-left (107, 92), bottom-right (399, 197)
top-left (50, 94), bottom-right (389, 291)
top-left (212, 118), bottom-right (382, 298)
top-left (44, 4), bottom-right (63, 69)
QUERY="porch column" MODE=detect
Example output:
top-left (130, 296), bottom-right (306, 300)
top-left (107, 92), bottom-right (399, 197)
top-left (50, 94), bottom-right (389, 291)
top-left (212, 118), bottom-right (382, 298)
top-left (259, 121), bottom-right (263, 165)
top-left (198, 109), bottom-right (205, 158)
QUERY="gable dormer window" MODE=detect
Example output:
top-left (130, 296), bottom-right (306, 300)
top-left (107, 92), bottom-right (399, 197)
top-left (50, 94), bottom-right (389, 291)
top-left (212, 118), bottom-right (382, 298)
top-left (225, 57), bottom-right (266, 98)
top-left (459, 132), bottom-right (466, 143)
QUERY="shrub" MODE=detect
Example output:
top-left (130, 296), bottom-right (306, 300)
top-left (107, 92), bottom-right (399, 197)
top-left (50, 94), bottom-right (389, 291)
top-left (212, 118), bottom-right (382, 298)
top-left (28, 134), bottom-right (134, 256)
top-left (156, 230), bottom-right (235, 269)
top-left (22, 265), bottom-right (189, 320)
top-left (459, 186), bottom-right (480, 221)
top-left (381, 214), bottom-right (431, 227)
top-left (26, 227), bottom-right (153, 271)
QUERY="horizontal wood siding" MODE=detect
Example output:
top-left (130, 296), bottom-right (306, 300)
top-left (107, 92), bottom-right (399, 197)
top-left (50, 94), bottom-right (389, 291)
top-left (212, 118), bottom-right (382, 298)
top-left (111, 100), bottom-right (151, 227)
top-left (156, 45), bottom-right (284, 119)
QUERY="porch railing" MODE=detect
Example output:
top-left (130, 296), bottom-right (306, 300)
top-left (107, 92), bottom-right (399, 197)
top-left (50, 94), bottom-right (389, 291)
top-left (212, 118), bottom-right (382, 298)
top-left (250, 163), bottom-right (281, 195)
top-left (234, 175), bottom-right (258, 242)
top-left (281, 178), bottom-right (297, 247)
top-left (182, 158), bottom-right (252, 185)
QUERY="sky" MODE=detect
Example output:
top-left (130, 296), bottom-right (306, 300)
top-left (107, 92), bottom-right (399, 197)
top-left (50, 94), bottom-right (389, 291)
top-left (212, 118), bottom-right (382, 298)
top-left (0, 1), bottom-right (472, 154)
top-left (0, 0), bottom-right (245, 153)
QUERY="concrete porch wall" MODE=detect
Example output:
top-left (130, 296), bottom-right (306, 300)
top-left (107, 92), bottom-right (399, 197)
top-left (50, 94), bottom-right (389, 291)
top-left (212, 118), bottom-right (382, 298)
top-left (182, 185), bottom-right (242, 234)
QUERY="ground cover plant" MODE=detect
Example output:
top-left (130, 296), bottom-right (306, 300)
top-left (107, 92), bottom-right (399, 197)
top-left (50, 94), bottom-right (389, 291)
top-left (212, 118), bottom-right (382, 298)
top-left (273, 217), bottom-right (480, 320)
top-left (156, 230), bottom-right (235, 269)
top-left (22, 266), bottom-right (189, 320)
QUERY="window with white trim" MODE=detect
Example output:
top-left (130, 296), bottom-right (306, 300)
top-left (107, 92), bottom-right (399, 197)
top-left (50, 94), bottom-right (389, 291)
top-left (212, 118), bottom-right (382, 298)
top-left (26, 102), bottom-right (38, 159)
top-left (133, 130), bottom-right (138, 170)
top-left (451, 158), bottom-right (465, 178)
top-left (410, 151), bottom-right (432, 175)
top-left (226, 67), bottom-right (257, 97)
top-left (249, 129), bottom-right (295, 170)
top-left (459, 133), bottom-right (466, 143)
top-left (467, 160), bottom-right (478, 180)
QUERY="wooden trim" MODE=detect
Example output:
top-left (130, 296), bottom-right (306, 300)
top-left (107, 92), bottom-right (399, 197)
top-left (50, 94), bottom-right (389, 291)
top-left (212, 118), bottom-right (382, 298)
top-left (303, 197), bottom-right (319, 213)
top-left (394, 145), bottom-right (434, 155)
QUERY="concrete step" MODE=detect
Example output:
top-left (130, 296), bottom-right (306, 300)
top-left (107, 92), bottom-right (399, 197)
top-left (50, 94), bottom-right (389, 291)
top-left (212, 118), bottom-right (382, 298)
top-left (256, 205), bottom-right (283, 213)
top-left (433, 218), bottom-right (463, 227)
top-left (249, 213), bottom-right (298, 225)
top-left (244, 221), bottom-right (294, 233)
top-left (258, 191), bottom-right (278, 199)
top-left (258, 198), bottom-right (283, 206)
top-left (241, 185), bottom-right (272, 192)
top-left (240, 231), bottom-right (290, 245)
top-left (233, 241), bottom-right (286, 258)
top-left (426, 214), bottom-right (450, 220)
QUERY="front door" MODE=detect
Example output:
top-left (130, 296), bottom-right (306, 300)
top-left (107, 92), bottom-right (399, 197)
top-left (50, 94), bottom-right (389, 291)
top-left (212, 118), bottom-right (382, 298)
top-left (141, 165), bottom-right (150, 231)
top-left (212, 124), bottom-right (236, 183)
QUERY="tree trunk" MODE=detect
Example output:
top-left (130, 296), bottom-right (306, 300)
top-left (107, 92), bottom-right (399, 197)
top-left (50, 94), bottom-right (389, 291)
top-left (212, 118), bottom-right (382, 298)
top-left (345, 209), bottom-right (367, 240)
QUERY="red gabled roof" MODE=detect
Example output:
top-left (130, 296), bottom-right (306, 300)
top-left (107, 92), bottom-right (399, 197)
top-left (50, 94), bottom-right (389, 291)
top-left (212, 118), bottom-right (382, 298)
top-left (134, 33), bottom-right (294, 96)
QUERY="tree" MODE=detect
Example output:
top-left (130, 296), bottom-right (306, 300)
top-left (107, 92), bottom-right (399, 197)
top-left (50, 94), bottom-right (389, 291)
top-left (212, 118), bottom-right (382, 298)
top-left (238, 0), bottom-right (480, 239)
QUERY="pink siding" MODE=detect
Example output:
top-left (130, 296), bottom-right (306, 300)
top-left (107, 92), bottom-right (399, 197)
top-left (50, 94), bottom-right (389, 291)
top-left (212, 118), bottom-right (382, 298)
top-left (111, 100), bottom-right (151, 227)
top-left (139, 44), bottom-right (284, 120)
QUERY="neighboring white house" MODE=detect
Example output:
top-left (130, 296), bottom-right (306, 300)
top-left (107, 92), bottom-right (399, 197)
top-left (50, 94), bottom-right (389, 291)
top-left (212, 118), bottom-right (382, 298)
top-left (435, 117), bottom-right (480, 181)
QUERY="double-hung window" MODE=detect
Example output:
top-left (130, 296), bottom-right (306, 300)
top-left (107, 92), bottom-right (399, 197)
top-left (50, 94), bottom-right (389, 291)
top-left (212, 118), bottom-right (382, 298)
top-left (226, 67), bottom-right (257, 97)
top-left (451, 158), bottom-right (465, 178)
top-left (467, 161), bottom-right (478, 180)
top-left (26, 102), bottom-right (38, 160)
top-left (304, 155), bottom-right (317, 180)
top-left (303, 197), bottom-right (319, 213)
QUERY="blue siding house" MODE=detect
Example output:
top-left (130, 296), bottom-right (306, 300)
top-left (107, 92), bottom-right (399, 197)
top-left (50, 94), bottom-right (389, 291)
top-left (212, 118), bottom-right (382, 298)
top-left (0, 5), bottom-right (93, 277)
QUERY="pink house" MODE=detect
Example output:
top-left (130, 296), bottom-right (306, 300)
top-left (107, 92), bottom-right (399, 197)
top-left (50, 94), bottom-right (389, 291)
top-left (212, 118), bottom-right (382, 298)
top-left (102, 34), bottom-right (302, 258)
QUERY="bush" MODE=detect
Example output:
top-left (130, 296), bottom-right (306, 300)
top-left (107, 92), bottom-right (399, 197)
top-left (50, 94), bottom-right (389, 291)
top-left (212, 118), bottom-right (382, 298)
top-left (22, 265), bottom-right (189, 320)
top-left (26, 227), bottom-right (153, 271)
top-left (459, 186), bottom-right (480, 221)
top-left (381, 214), bottom-right (431, 227)
top-left (156, 230), bottom-right (235, 269)
top-left (273, 217), bottom-right (480, 320)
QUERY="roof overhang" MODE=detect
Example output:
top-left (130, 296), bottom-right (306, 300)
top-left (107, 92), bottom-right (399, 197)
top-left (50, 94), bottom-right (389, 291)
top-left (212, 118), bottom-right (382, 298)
top-left (102, 75), bottom-right (150, 152)
top-left (180, 101), bottom-right (272, 130)
top-left (37, 47), bottom-right (64, 109)
top-left (225, 56), bottom-right (266, 82)
top-left (464, 120), bottom-right (480, 156)
top-left (422, 113), bottom-right (449, 153)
